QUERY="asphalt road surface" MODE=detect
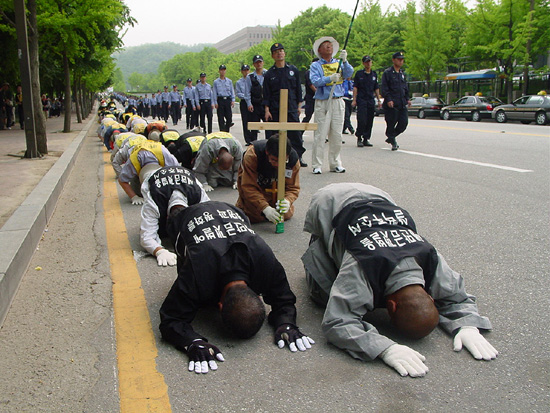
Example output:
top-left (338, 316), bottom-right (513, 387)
top-left (0, 113), bottom-right (548, 412)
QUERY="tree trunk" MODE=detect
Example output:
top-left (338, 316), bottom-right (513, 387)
top-left (73, 75), bottom-right (82, 124)
top-left (62, 49), bottom-right (71, 132)
top-left (27, 0), bottom-right (47, 154)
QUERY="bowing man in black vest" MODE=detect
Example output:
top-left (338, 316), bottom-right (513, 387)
top-left (302, 183), bottom-right (497, 378)
top-left (159, 201), bottom-right (314, 374)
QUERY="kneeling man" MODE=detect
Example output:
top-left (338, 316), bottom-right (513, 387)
top-left (302, 183), bottom-right (497, 378)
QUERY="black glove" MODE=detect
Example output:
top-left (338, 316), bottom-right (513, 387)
top-left (186, 339), bottom-right (225, 374)
top-left (274, 323), bottom-right (315, 352)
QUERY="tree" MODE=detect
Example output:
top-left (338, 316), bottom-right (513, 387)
top-left (403, 0), bottom-right (452, 88)
top-left (127, 72), bottom-right (144, 92)
top-left (463, 0), bottom-right (550, 102)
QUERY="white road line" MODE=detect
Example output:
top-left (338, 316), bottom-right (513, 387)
top-left (381, 148), bottom-right (534, 173)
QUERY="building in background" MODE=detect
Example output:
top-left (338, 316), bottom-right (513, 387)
top-left (214, 26), bottom-right (274, 54)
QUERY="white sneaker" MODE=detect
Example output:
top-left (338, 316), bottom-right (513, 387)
top-left (332, 166), bottom-right (346, 173)
top-left (312, 167), bottom-right (322, 174)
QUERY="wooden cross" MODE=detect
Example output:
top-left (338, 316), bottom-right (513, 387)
top-left (248, 89), bottom-right (317, 233)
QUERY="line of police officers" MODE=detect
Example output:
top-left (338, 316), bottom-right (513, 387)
top-left (118, 47), bottom-right (409, 156)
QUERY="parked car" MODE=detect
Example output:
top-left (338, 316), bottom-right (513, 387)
top-left (486, 96), bottom-right (504, 107)
top-left (491, 95), bottom-right (550, 125)
top-left (440, 96), bottom-right (495, 122)
top-left (409, 96), bottom-right (447, 119)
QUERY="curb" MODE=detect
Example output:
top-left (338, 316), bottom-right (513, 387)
top-left (0, 116), bottom-right (96, 327)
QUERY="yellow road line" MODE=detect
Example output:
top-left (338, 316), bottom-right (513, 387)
top-left (408, 122), bottom-right (549, 137)
top-left (103, 152), bottom-right (172, 412)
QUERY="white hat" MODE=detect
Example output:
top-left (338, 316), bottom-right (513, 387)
top-left (312, 36), bottom-right (340, 59)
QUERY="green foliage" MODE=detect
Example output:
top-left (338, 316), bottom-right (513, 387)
top-left (113, 42), bottom-right (210, 78)
top-left (403, 0), bottom-right (452, 84)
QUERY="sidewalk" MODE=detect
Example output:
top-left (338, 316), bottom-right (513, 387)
top-left (0, 112), bottom-right (97, 326)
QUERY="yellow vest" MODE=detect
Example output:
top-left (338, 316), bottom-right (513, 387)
top-left (132, 123), bottom-right (146, 135)
top-left (161, 130), bottom-right (180, 142)
top-left (206, 132), bottom-right (234, 140)
top-left (187, 135), bottom-right (205, 153)
top-left (115, 132), bottom-right (135, 148)
top-left (130, 141), bottom-right (165, 174)
top-left (322, 62), bottom-right (344, 86)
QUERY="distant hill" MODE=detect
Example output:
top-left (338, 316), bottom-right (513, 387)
top-left (113, 42), bottom-right (211, 77)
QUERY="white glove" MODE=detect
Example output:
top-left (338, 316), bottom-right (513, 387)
top-left (232, 182), bottom-right (238, 190)
top-left (186, 339), bottom-right (225, 374)
top-left (380, 344), bottom-right (429, 377)
top-left (131, 195), bottom-right (144, 205)
top-left (262, 206), bottom-right (281, 224)
top-left (275, 324), bottom-right (315, 352)
top-left (203, 184), bottom-right (214, 192)
top-left (453, 326), bottom-right (498, 360)
top-left (155, 248), bottom-right (177, 266)
top-left (276, 199), bottom-right (290, 214)
top-left (329, 73), bottom-right (342, 84)
top-left (339, 49), bottom-right (348, 62)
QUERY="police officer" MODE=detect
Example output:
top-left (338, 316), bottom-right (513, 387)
top-left (169, 84), bottom-right (181, 125)
top-left (213, 65), bottom-right (235, 132)
top-left (263, 43), bottom-right (307, 167)
top-left (154, 90), bottom-right (161, 120)
top-left (353, 55), bottom-right (382, 147)
top-left (161, 85), bottom-right (170, 122)
top-left (380, 52), bottom-right (410, 151)
top-left (245, 55), bottom-right (267, 143)
top-left (196, 73), bottom-right (214, 134)
top-left (236, 64), bottom-right (252, 144)
top-left (183, 78), bottom-right (197, 129)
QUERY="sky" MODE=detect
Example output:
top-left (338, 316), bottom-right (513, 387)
top-left (121, 0), bottom-right (406, 48)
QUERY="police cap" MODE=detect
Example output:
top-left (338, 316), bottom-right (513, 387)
top-left (241, 64), bottom-right (250, 71)
top-left (270, 43), bottom-right (284, 53)
top-left (219, 64), bottom-right (226, 70)
top-left (392, 51), bottom-right (405, 59)
top-left (253, 55), bottom-right (264, 63)
top-left (200, 72), bottom-right (206, 77)
top-left (362, 55), bottom-right (372, 62)
top-left (187, 78), bottom-right (192, 82)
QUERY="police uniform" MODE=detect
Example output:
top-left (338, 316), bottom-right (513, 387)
top-left (263, 46), bottom-right (305, 159)
top-left (183, 80), bottom-right (197, 129)
top-left (245, 56), bottom-right (267, 143)
top-left (354, 57), bottom-right (380, 145)
top-left (213, 66), bottom-right (235, 132)
top-left (196, 76), bottom-right (214, 134)
top-left (236, 65), bottom-right (252, 144)
top-left (380, 52), bottom-right (409, 148)
top-left (169, 87), bottom-right (181, 125)
top-left (161, 88), bottom-right (170, 122)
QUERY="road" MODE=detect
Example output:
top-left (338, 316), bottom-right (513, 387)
top-left (0, 114), bottom-right (548, 412)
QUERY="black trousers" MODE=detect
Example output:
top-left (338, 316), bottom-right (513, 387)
top-left (302, 98), bottom-right (315, 123)
top-left (342, 99), bottom-right (353, 132)
top-left (144, 105), bottom-right (150, 118)
top-left (383, 104), bottom-right (408, 140)
top-left (356, 104), bottom-right (375, 141)
top-left (170, 102), bottom-right (181, 125)
top-left (151, 104), bottom-right (157, 119)
top-left (240, 100), bottom-right (254, 144)
top-left (185, 99), bottom-right (197, 128)
top-left (162, 101), bottom-right (169, 121)
top-left (216, 97), bottom-right (232, 132)
top-left (247, 104), bottom-right (265, 142)
top-left (266, 110), bottom-right (305, 158)
top-left (199, 99), bottom-right (213, 134)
